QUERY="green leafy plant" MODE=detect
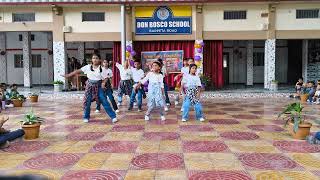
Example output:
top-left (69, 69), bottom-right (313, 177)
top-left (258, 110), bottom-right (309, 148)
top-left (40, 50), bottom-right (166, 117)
top-left (271, 80), bottom-right (278, 83)
top-left (53, 80), bottom-right (64, 85)
top-left (277, 102), bottom-right (305, 133)
top-left (200, 74), bottom-right (212, 90)
top-left (10, 94), bottom-right (25, 101)
top-left (20, 109), bottom-right (44, 125)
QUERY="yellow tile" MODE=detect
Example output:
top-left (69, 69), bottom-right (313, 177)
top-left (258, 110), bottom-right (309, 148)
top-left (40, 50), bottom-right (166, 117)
top-left (44, 141), bottom-right (77, 153)
top-left (253, 171), bottom-right (318, 180)
top-left (159, 141), bottom-right (182, 153)
top-left (136, 141), bottom-right (160, 153)
top-left (208, 153), bottom-right (243, 170)
top-left (291, 153), bottom-right (320, 169)
top-left (155, 170), bottom-right (187, 180)
top-left (10, 170), bottom-right (62, 180)
top-left (180, 132), bottom-right (219, 141)
top-left (102, 132), bottom-right (143, 141)
top-left (0, 154), bottom-right (30, 169)
top-left (226, 141), bottom-right (279, 153)
top-left (75, 124), bottom-right (112, 132)
top-left (184, 153), bottom-right (212, 170)
top-left (38, 132), bottom-right (68, 141)
top-left (73, 153), bottom-right (110, 170)
top-left (125, 170), bottom-right (155, 180)
top-left (145, 125), bottom-right (178, 132)
top-left (102, 153), bottom-right (134, 170)
top-left (64, 141), bottom-right (96, 153)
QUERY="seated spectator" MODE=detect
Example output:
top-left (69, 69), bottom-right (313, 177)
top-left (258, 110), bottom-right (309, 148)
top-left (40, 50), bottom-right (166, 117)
top-left (306, 81), bottom-right (316, 104)
top-left (313, 80), bottom-right (320, 104)
top-left (0, 116), bottom-right (25, 149)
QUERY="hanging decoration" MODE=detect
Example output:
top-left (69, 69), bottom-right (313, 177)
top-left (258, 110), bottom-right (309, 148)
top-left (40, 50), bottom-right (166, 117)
top-left (125, 41), bottom-right (135, 67)
top-left (194, 40), bottom-right (204, 75)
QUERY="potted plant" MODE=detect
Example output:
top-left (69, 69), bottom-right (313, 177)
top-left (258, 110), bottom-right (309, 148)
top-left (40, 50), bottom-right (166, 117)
top-left (20, 109), bottom-right (44, 140)
top-left (278, 102), bottom-right (312, 139)
top-left (300, 87), bottom-right (309, 102)
top-left (270, 80), bottom-right (278, 91)
top-left (11, 94), bottom-right (24, 107)
top-left (29, 93), bottom-right (39, 103)
top-left (53, 80), bottom-right (64, 92)
top-left (200, 74), bottom-right (212, 91)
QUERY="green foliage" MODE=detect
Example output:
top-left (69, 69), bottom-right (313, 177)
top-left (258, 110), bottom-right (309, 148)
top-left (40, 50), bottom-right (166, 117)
top-left (271, 80), bottom-right (278, 83)
top-left (20, 109), bottom-right (43, 125)
top-left (10, 94), bottom-right (25, 101)
top-left (53, 80), bottom-right (64, 85)
top-left (200, 74), bottom-right (212, 90)
top-left (278, 102), bottom-right (305, 133)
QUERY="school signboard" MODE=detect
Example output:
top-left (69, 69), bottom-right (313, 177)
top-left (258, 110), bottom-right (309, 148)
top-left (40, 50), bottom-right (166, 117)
top-left (135, 6), bottom-right (192, 35)
top-left (141, 50), bottom-right (184, 73)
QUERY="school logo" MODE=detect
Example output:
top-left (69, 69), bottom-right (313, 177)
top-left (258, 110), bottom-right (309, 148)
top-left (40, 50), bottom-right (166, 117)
top-left (156, 7), bottom-right (169, 20)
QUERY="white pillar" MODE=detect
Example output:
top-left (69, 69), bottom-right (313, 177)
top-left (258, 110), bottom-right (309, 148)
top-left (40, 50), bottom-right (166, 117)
top-left (246, 40), bottom-right (253, 86)
top-left (264, 39), bottom-right (276, 89)
top-left (53, 41), bottom-right (67, 87)
top-left (47, 32), bottom-right (54, 83)
top-left (78, 42), bottom-right (85, 63)
top-left (121, 4), bottom-right (126, 64)
top-left (0, 33), bottom-right (7, 83)
top-left (302, 39), bottom-right (308, 82)
top-left (22, 32), bottom-right (32, 88)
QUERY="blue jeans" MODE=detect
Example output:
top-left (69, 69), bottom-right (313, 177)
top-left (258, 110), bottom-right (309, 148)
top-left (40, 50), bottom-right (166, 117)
top-left (130, 88), bottom-right (143, 109)
top-left (0, 129), bottom-right (25, 145)
top-left (84, 87), bottom-right (116, 120)
top-left (308, 88), bottom-right (316, 102)
top-left (96, 89), bottom-right (118, 111)
top-left (182, 97), bottom-right (203, 120)
top-left (164, 82), bottom-right (170, 105)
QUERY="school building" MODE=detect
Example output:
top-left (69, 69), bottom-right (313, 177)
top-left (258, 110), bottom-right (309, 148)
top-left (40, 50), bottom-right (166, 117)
top-left (0, 0), bottom-right (319, 89)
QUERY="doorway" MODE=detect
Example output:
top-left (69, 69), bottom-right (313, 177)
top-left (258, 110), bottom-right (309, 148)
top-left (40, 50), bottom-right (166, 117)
top-left (223, 52), bottom-right (229, 85)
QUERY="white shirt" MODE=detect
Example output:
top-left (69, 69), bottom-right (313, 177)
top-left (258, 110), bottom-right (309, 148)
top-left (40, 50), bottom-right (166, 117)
top-left (140, 72), bottom-right (164, 88)
top-left (131, 67), bottom-right (145, 83)
top-left (161, 66), bottom-right (167, 77)
top-left (116, 63), bottom-right (132, 80)
top-left (181, 66), bottom-right (201, 76)
top-left (182, 74), bottom-right (202, 88)
top-left (101, 68), bottom-right (113, 79)
top-left (81, 65), bottom-right (104, 80)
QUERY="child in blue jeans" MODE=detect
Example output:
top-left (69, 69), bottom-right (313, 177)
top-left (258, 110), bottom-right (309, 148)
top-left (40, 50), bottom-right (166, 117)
top-left (181, 64), bottom-right (205, 122)
top-left (306, 81), bottom-right (316, 104)
top-left (128, 60), bottom-right (145, 111)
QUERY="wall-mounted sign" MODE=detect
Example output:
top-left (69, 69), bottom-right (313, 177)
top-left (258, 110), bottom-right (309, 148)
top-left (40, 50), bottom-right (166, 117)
top-left (135, 6), bottom-right (192, 35)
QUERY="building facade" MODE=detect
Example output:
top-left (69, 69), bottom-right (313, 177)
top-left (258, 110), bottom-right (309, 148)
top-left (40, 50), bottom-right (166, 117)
top-left (0, 0), bottom-right (319, 89)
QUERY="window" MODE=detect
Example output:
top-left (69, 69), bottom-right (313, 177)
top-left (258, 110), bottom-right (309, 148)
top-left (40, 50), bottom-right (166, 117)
top-left (32, 54), bottom-right (41, 68)
top-left (14, 54), bottom-right (23, 68)
top-left (224, 11), bottom-right (247, 20)
top-left (82, 12), bottom-right (105, 22)
top-left (19, 34), bottom-right (35, 41)
top-left (253, 52), bottom-right (264, 66)
top-left (12, 13), bottom-right (35, 22)
top-left (296, 9), bottom-right (319, 19)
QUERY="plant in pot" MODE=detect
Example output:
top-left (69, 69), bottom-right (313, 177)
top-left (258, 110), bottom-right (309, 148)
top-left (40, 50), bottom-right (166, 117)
top-left (20, 109), bottom-right (44, 140)
top-left (10, 94), bottom-right (24, 107)
top-left (200, 74), bottom-right (213, 91)
top-left (278, 102), bottom-right (312, 139)
top-left (53, 80), bottom-right (64, 92)
top-left (270, 80), bottom-right (278, 91)
top-left (300, 87), bottom-right (309, 102)
top-left (29, 93), bottom-right (39, 103)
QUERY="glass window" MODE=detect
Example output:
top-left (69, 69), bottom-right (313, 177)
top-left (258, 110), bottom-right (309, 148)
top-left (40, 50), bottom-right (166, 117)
top-left (253, 52), bottom-right (264, 66)
top-left (32, 54), bottom-right (42, 68)
top-left (82, 12), bottom-right (105, 22)
top-left (224, 11), bottom-right (247, 20)
top-left (13, 13), bottom-right (35, 22)
top-left (296, 9), bottom-right (319, 19)
top-left (14, 54), bottom-right (23, 68)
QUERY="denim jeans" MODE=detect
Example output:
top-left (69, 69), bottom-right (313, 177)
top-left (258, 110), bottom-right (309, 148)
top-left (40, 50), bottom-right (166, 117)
top-left (308, 88), bottom-right (316, 102)
top-left (182, 97), bottom-right (203, 120)
top-left (0, 129), bottom-right (25, 145)
top-left (164, 82), bottom-right (171, 105)
top-left (96, 89), bottom-right (118, 111)
top-left (130, 88), bottom-right (143, 109)
top-left (84, 87), bottom-right (116, 120)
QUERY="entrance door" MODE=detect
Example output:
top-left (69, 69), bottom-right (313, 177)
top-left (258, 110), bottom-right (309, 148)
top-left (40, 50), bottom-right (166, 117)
top-left (223, 53), bottom-right (229, 85)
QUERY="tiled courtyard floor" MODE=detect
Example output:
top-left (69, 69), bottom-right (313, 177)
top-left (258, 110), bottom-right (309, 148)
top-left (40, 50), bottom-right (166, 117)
top-left (1, 96), bottom-right (320, 180)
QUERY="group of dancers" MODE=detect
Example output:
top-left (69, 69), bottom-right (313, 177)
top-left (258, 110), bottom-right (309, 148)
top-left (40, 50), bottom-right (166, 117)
top-left (64, 54), bottom-right (205, 123)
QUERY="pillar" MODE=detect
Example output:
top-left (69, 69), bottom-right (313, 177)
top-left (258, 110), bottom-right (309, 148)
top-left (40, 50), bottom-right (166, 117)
top-left (0, 32), bottom-right (7, 83)
top-left (195, 5), bottom-right (204, 74)
top-left (52, 7), bottom-right (68, 88)
top-left (78, 42), bottom-right (85, 63)
top-left (22, 32), bottom-right (32, 88)
top-left (264, 39), bottom-right (276, 89)
top-left (302, 39), bottom-right (308, 82)
top-left (246, 40), bottom-right (253, 86)
top-left (121, 4), bottom-right (126, 64)
top-left (47, 32), bottom-right (54, 83)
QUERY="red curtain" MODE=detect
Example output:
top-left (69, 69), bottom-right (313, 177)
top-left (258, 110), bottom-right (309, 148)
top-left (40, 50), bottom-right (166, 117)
top-left (112, 42), bottom-right (121, 88)
top-left (134, 41), bottom-right (194, 88)
top-left (203, 40), bottom-right (224, 89)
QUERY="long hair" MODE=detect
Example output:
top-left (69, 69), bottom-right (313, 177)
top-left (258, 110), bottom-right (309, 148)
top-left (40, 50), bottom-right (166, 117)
top-left (189, 64), bottom-right (197, 74)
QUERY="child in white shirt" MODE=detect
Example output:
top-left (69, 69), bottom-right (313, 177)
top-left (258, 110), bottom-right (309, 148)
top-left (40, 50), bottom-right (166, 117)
top-left (116, 60), bottom-right (133, 106)
top-left (181, 64), bottom-right (205, 122)
top-left (129, 60), bottom-right (145, 111)
top-left (136, 61), bottom-right (165, 121)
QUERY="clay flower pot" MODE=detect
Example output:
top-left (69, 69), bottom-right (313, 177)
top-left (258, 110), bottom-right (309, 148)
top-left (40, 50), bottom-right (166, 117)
top-left (288, 121), bottom-right (312, 140)
top-left (22, 123), bottom-right (41, 140)
top-left (12, 99), bottom-right (23, 107)
top-left (29, 95), bottom-right (39, 103)
top-left (300, 94), bottom-right (309, 102)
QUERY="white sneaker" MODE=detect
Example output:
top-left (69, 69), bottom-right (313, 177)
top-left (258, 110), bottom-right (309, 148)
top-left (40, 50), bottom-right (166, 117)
top-left (199, 118), bottom-right (205, 122)
top-left (164, 107), bottom-right (169, 112)
top-left (166, 103), bottom-right (170, 106)
top-left (115, 110), bottom-right (120, 113)
top-left (134, 102), bottom-right (137, 106)
top-left (83, 119), bottom-right (89, 123)
top-left (5, 104), bottom-right (13, 108)
top-left (138, 109), bottom-right (142, 112)
top-left (145, 115), bottom-right (150, 121)
top-left (181, 108), bottom-right (183, 112)
top-left (174, 101), bottom-right (179, 106)
top-left (182, 119), bottom-right (187, 122)
top-left (316, 101), bottom-right (320, 105)
top-left (95, 110), bottom-right (100, 113)
top-left (161, 116), bottom-right (166, 121)
top-left (117, 103), bottom-right (121, 106)
top-left (112, 118), bottom-right (118, 123)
